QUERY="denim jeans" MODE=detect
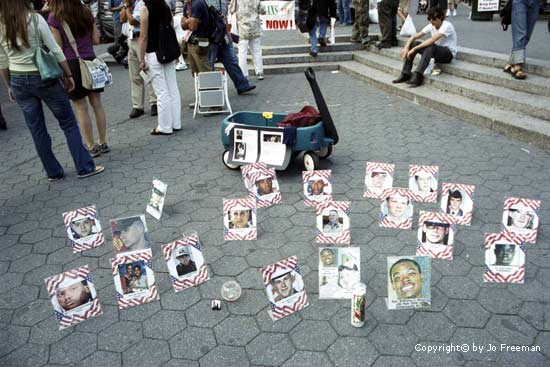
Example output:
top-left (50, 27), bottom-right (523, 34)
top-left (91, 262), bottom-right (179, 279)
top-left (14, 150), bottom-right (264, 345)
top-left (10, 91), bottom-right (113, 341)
top-left (309, 16), bottom-right (329, 53)
top-left (208, 39), bottom-right (251, 92)
top-left (338, 0), bottom-right (352, 24)
top-left (509, 0), bottom-right (540, 65)
top-left (10, 75), bottom-right (95, 178)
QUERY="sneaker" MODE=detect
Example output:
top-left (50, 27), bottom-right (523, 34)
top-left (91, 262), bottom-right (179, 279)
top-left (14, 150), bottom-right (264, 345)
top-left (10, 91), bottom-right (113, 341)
top-left (319, 38), bottom-right (327, 47)
top-left (189, 102), bottom-right (195, 109)
top-left (88, 144), bottom-right (101, 158)
top-left (452, 9), bottom-right (457, 16)
top-left (151, 104), bottom-right (158, 116)
top-left (129, 108), bottom-right (144, 118)
top-left (257, 72), bottom-right (264, 80)
top-left (98, 143), bottom-right (110, 153)
top-left (309, 51), bottom-right (318, 57)
top-left (175, 61), bottom-right (188, 71)
top-left (48, 174), bottom-right (64, 182)
top-left (78, 165), bottom-right (105, 179)
top-left (237, 85), bottom-right (256, 95)
top-left (431, 68), bottom-right (442, 76)
top-left (446, 8), bottom-right (451, 16)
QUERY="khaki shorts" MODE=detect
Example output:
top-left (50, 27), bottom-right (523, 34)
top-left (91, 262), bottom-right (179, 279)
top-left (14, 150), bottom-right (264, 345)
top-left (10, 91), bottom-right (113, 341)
top-left (398, 0), bottom-right (411, 11)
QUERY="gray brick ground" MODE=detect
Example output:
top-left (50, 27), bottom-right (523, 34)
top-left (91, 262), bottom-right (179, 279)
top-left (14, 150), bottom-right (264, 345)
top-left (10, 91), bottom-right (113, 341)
top-left (122, 339), bottom-right (171, 367)
top-left (290, 320), bottom-right (338, 351)
top-left (49, 332), bottom-right (97, 364)
top-left (214, 315), bottom-right (260, 346)
top-left (169, 326), bottom-right (217, 360)
top-left (327, 337), bottom-right (379, 367)
top-left (200, 345), bottom-right (250, 367)
top-left (246, 333), bottom-right (295, 366)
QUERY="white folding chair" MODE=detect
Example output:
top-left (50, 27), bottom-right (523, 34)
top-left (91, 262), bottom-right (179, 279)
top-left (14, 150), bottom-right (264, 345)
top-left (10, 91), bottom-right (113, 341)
top-left (193, 71), bottom-right (232, 119)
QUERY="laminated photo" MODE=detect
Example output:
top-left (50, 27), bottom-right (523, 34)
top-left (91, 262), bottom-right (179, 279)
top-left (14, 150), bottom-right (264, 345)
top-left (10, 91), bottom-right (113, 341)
top-left (241, 162), bottom-right (282, 208)
top-left (110, 215), bottom-right (151, 256)
top-left (387, 256), bottom-right (431, 310)
top-left (409, 164), bottom-right (439, 203)
top-left (379, 188), bottom-right (415, 230)
top-left (44, 265), bottom-right (103, 330)
top-left (315, 201), bottom-right (351, 244)
top-left (319, 247), bottom-right (360, 299)
top-left (484, 233), bottom-right (525, 283)
top-left (363, 162), bottom-right (395, 199)
top-left (163, 235), bottom-right (210, 292)
top-left (440, 183), bottom-right (475, 225)
top-left (223, 198), bottom-right (257, 240)
top-left (62, 205), bottom-right (105, 253)
top-left (262, 256), bottom-right (309, 321)
top-left (416, 211), bottom-right (456, 260)
top-left (501, 197), bottom-right (541, 244)
top-left (302, 169), bottom-right (332, 207)
top-left (111, 249), bottom-right (159, 309)
top-left (146, 178), bottom-right (167, 220)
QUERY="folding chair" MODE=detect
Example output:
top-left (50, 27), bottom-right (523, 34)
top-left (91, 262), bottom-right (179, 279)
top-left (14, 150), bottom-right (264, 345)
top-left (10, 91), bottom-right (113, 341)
top-left (193, 71), bottom-right (232, 119)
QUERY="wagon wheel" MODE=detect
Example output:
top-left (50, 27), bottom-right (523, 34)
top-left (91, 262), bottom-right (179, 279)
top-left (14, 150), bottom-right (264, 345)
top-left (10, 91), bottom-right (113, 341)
top-left (222, 150), bottom-right (240, 170)
top-left (319, 145), bottom-right (333, 159)
top-left (303, 151), bottom-right (319, 171)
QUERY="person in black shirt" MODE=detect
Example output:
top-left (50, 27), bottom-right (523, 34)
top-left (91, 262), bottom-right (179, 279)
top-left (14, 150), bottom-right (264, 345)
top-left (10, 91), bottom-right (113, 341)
top-left (175, 246), bottom-right (197, 276)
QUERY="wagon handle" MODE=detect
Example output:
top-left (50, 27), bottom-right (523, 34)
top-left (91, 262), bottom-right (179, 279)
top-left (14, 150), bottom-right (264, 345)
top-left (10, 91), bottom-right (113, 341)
top-left (305, 67), bottom-right (316, 82)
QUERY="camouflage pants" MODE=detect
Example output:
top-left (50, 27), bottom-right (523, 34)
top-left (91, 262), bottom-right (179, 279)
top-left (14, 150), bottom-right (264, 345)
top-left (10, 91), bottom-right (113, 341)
top-left (351, 0), bottom-right (370, 40)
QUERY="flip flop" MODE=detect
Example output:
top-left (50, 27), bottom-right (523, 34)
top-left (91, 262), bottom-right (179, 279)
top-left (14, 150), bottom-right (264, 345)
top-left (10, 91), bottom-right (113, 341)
top-left (511, 68), bottom-right (526, 80)
top-left (78, 165), bottom-right (105, 179)
top-left (150, 129), bottom-right (173, 135)
top-left (503, 64), bottom-right (514, 74)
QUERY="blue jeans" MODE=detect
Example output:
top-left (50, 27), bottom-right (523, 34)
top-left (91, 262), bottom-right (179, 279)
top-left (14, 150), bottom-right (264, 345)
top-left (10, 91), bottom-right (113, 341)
top-left (10, 75), bottom-right (95, 178)
top-left (309, 17), bottom-right (329, 53)
top-left (208, 40), bottom-right (251, 92)
top-left (509, 0), bottom-right (540, 65)
top-left (338, 0), bottom-right (352, 24)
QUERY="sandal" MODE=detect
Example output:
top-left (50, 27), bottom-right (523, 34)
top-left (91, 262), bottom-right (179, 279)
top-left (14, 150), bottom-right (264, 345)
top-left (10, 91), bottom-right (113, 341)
top-left (503, 64), bottom-right (514, 74)
top-left (504, 64), bottom-right (527, 80)
top-left (150, 128), bottom-right (173, 135)
top-left (78, 165), bottom-right (105, 179)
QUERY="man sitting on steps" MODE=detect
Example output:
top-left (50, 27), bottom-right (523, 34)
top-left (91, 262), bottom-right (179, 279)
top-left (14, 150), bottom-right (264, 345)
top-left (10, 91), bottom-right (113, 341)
top-left (392, 6), bottom-right (457, 87)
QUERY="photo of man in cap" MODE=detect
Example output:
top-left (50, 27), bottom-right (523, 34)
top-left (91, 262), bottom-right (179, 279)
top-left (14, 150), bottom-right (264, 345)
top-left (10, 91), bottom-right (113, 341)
top-left (148, 187), bottom-right (164, 212)
top-left (111, 216), bottom-right (150, 254)
top-left (270, 271), bottom-right (298, 302)
top-left (322, 210), bottom-right (343, 234)
top-left (55, 280), bottom-right (95, 312)
top-left (175, 246), bottom-right (197, 277)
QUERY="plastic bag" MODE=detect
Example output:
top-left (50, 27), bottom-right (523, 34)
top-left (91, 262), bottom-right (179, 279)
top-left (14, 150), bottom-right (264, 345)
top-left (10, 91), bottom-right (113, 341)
top-left (368, 9), bottom-right (378, 23)
top-left (329, 17), bottom-right (336, 44)
top-left (399, 15), bottom-right (416, 37)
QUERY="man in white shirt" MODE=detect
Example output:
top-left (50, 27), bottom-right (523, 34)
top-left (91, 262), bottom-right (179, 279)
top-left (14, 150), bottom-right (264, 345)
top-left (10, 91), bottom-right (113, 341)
top-left (392, 6), bottom-right (457, 87)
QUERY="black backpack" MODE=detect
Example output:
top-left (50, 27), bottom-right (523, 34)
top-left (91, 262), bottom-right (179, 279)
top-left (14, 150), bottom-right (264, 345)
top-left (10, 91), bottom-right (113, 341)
top-left (156, 23), bottom-right (181, 63)
top-left (202, 0), bottom-right (226, 45)
top-left (500, 0), bottom-right (512, 31)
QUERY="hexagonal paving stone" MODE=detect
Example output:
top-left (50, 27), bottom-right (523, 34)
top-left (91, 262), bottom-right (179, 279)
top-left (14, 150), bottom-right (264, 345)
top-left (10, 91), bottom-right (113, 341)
top-left (437, 276), bottom-right (479, 300)
top-left (210, 256), bottom-right (249, 276)
top-left (256, 308), bottom-right (302, 333)
top-left (11, 299), bottom-right (52, 326)
top-left (122, 339), bottom-right (170, 367)
top-left (143, 310), bottom-right (187, 339)
top-left (299, 296), bottom-right (340, 321)
top-left (161, 359), bottom-right (198, 367)
top-left (246, 333), bottom-right (295, 366)
top-left (372, 356), bottom-right (417, 367)
top-left (450, 327), bottom-right (500, 362)
top-left (160, 286), bottom-right (202, 310)
top-left (369, 297), bottom-right (413, 325)
top-left (98, 321), bottom-right (143, 352)
top-left (443, 299), bottom-right (491, 328)
top-left (0, 343), bottom-right (48, 367)
top-left (81, 351), bottom-right (121, 367)
top-left (199, 345), bottom-right (249, 367)
top-left (407, 312), bottom-right (456, 342)
top-left (411, 341), bottom-right (466, 366)
top-left (281, 351), bottom-right (333, 367)
top-left (0, 325), bottom-right (30, 357)
top-left (213, 316), bottom-right (260, 346)
top-left (329, 307), bottom-right (377, 337)
top-left (0, 285), bottom-right (39, 309)
top-left (246, 249), bottom-right (282, 268)
top-left (478, 287), bottom-right (522, 314)
top-left (236, 268), bottom-right (264, 290)
top-left (536, 332), bottom-right (550, 359)
top-left (169, 327), bottom-right (217, 360)
top-left (49, 332), bottom-right (97, 365)
top-left (486, 315), bottom-right (538, 346)
top-left (327, 337), bottom-right (379, 367)
top-left (290, 320), bottom-right (338, 352)
top-left (520, 301), bottom-right (550, 331)
top-left (496, 349), bottom-right (550, 367)
top-left (368, 324), bottom-right (417, 356)
top-left (0, 272), bottom-right (24, 294)
top-left (225, 289), bottom-right (266, 316)
top-left (186, 300), bottom-right (229, 328)
top-left (120, 300), bottom-right (161, 322)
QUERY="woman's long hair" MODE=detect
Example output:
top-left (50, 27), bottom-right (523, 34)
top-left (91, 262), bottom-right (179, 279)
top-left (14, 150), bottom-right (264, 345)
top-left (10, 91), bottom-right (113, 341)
top-left (0, 0), bottom-right (33, 51)
top-left (49, 0), bottom-right (93, 38)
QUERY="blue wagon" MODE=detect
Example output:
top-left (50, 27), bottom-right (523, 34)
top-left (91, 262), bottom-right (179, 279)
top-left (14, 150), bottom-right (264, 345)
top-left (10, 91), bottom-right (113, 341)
top-left (220, 68), bottom-right (339, 171)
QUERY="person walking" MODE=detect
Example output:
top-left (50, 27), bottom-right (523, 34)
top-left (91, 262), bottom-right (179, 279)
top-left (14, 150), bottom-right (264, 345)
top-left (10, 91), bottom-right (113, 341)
top-left (230, 0), bottom-right (265, 80)
top-left (0, 0), bottom-right (103, 180)
top-left (308, 0), bottom-right (337, 57)
top-left (48, 0), bottom-right (110, 158)
top-left (503, 0), bottom-right (540, 80)
top-left (139, 0), bottom-right (182, 135)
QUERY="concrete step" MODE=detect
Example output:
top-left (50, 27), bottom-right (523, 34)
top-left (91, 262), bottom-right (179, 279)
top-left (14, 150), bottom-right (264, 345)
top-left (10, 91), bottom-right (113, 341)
top-left (352, 51), bottom-right (550, 122)
top-left (232, 62), bottom-right (338, 75)
top-left (262, 42), bottom-right (364, 55)
top-left (369, 45), bottom-right (550, 97)
top-left (339, 61), bottom-right (550, 149)
top-left (260, 51), bottom-right (353, 65)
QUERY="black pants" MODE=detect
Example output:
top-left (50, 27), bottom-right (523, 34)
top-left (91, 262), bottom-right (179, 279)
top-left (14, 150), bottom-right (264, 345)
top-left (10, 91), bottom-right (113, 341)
top-left (378, 0), bottom-right (399, 44)
top-left (0, 103), bottom-right (6, 129)
top-left (402, 41), bottom-right (453, 75)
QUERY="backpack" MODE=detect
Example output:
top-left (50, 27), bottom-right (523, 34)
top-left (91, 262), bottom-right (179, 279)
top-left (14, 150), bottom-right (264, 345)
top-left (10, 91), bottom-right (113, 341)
top-left (156, 23), bottom-right (181, 63)
top-left (202, 0), bottom-right (226, 45)
top-left (500, 0), bottom-right (512, 31)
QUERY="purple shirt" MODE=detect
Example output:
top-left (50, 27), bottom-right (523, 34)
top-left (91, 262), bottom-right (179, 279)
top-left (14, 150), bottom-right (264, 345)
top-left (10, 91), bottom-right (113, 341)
top-left (47, 15), bottom-right (96, 60)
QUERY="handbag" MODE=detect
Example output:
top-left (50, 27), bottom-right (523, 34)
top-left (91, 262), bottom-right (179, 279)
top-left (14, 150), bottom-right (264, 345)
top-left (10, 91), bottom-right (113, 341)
top-left (156, 23), bottom-right (181, 64)
top-left (61, 21), bottom-right (112, 90)
top-left (32, 14), bottom-right (63, 81)
top-left (500, 0), bottom-right (512, 31)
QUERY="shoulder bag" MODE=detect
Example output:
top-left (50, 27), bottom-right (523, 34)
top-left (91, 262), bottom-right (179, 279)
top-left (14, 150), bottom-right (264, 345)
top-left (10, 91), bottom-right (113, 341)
top-left (32, 14), bottom-right (64, 81)
top-left (61, 21), bottom-right (112, 90)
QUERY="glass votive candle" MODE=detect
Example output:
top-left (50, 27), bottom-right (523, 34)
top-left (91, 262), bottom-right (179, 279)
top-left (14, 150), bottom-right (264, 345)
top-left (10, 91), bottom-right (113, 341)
top-left (221, 281), bottom-right (242, 302)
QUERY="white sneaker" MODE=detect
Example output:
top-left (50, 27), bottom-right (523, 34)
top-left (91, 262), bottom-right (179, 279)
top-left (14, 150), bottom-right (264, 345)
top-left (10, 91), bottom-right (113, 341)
top-left (452, 9), bottom-right (457, 16)
top-left (431, 68), bottom-right (442, 76)
top-left (175, 61), bottom-right (188, 71)
top-left (257, 72), bottom-right (264, 80)
top-left (446, 9), bottom-right (451, 16)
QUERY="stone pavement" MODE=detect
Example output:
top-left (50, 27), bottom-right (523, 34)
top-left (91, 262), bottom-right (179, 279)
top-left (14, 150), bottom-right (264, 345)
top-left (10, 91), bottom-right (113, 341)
top-left (1, 52), bottom-right (550, 367)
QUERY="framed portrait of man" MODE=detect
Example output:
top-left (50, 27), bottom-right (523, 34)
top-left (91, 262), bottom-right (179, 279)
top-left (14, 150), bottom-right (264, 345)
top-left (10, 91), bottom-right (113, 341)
top-left (146, 178), bottom-right (168, 220)
top-left (110, 215), bottom-right (150, 256)
top-left (387, 256), bottom-right (431, 310)
top-left (379, 188), bottom-right (415, 230)
top-left (416, 211), bottom-right (456, 260)
top-left (241, 162), bottom-right (282, 208)
top-left (409, 164), bottom-right (439, 203)
top-left (303, 169), bottom-right (333, 207)
top-left (440, 183), bottom-right (475, 226)
top-left (163, 235), bottom-right (210, 292)
top-left (223, 198), bottom-right (257, 241)
top-left (501, 197), bottom-right (541, 244)
top-left (262, 256), bottom-right (309, 321)
top-left (315, 201), bottom-right (351, 244)
top-left (319, 247), bottom-right (360, 299)
top-left (364, 162), bottom-right (394, 199)
top-left (62, 205), bottom-right (104, 253)
top-left (484, 233), bottom-right (525, 283)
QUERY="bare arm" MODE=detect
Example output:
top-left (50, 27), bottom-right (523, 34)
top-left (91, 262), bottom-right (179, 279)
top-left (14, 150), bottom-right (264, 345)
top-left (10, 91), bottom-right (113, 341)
top-left (138, 6), bottom-right (148, 69)
top-left (400, 31), bottom-right (426, 59)
top-left (49, 26), bottom-right (64, 48)
top-left (406, 33), bottom-right (444, 58)
top-left (91, 23), bottom-right (101, 45)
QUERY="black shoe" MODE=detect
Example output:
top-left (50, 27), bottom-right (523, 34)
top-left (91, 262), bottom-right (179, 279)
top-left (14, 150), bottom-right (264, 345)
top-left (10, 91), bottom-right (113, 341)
top-left (406, 72), bottom-right (424, 87)
top-left (376, 42), bottom-right (392, 50)
top-left (319, 38), bottom-right (327, 47)
top-left (361, 36), bottom-right (377, 45)
top-left (391, 40), bottom-right (399, 46)
top-left (151, 104), bottom-right (158, 116)
top-left (350, 37), bottom-right (361, 43)
top-left (237, 85), bottom-right (256, 95)
top-left (392, 73), bottom-right (411, 84)
top-left (0, 117), bottom-right (6, 130)
top-left (309, 51), bottom-right (318, 57)
top-left (129, 108), bottom-right (144, 118)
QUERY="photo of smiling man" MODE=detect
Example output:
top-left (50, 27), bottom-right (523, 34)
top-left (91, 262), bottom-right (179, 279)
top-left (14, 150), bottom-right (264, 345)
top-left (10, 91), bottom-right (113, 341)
top-left (387, 256), bottom-right (431, 309)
